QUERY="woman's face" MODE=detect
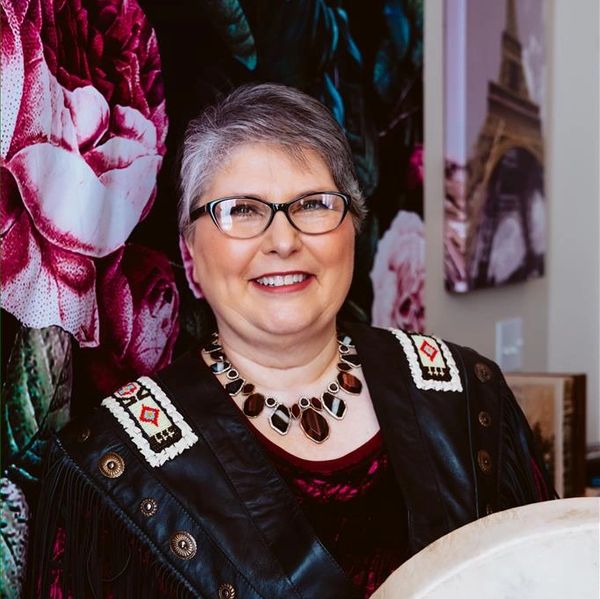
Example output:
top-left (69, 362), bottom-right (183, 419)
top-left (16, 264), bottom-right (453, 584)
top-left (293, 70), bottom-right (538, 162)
top-left (186, 143), bottom-right (355, 341)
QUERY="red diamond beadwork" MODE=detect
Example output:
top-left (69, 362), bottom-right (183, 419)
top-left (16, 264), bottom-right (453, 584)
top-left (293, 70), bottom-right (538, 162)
top-left (139, 404), bottom-right (160, 426)
top-left (419, 340), bottom-right (439, 362)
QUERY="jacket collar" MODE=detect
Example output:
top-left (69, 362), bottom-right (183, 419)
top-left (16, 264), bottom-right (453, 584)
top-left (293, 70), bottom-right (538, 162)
top-left (346, 322), bottom-right (452, 551)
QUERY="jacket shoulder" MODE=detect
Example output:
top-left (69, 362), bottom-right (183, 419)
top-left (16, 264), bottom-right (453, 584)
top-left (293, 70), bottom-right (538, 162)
top-left (59, 375), bottom-right (199, 469)
top-left (372, 324), bottom-right (502, 386)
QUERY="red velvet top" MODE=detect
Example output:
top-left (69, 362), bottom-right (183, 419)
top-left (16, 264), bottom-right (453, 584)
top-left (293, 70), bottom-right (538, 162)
top-left (257, 431), bottom-right (409, 598)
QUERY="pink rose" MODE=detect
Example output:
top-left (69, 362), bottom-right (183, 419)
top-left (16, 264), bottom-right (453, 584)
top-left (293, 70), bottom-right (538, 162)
top-left (0, 0), bottom-right (167, 346)
top-left (370, 211), bottom-right (425, 332)
top-left (82, 244), bottom-right (179, 396)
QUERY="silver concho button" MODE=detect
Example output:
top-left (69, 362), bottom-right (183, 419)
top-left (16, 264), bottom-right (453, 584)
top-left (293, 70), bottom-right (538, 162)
top-left (98, 452), bottom-right (125, 478)
top-left (170, 531), bottom-right (197, 559)
top-left (477, 449), bottom-right (493, 475)
top-left (76, 426), bottom-right (91, 443)
top-left (139, 498), bottom-right (158, 517)
top-left (474, 362), bottom-right (493, 383)
top-left (218, 582), bottom-right (236, 599)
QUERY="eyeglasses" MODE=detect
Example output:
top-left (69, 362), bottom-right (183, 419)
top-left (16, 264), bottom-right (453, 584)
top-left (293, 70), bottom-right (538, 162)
top-left (189, 191), bottom-right (351, 239)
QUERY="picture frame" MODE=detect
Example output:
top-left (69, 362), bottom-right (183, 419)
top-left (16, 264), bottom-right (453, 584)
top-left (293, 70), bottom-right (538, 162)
top-left (505, 373), bottom-right (587, 498)
top-left (444, 0), bottom-right (547, 292)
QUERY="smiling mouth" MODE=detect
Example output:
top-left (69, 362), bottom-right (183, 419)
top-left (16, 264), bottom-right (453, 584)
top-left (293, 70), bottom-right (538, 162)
top-left (254, 273), bottom-right (310, 288)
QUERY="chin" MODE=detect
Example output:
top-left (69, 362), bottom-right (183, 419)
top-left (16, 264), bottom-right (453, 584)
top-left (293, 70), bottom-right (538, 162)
top-left (253, 308), bottom-right (331, 338)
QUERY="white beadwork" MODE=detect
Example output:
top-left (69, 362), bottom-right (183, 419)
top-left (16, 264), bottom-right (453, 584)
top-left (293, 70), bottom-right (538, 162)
top-left (388, 328), bottom-right (463, 392)
top-left (102, 376), bottom-right (198, 468)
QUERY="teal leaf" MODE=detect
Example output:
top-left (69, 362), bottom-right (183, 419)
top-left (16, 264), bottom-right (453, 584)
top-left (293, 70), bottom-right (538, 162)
top-left (202, 0), bottom-right (257, 70)
top-left (0, 478), bottom-right (29, 599)
top-left (1, 326), bottom-right (72, 469)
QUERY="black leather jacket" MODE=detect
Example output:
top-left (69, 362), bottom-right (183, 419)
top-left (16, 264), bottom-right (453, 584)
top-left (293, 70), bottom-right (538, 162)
top-left (28, 324), bottom-right (553, 598)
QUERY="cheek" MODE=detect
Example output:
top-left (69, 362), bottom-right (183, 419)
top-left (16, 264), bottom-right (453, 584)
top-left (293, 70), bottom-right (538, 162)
top-left (321, 228), bottom-right (355, 281)
top-left (189, 230), bottom-right (256, 288)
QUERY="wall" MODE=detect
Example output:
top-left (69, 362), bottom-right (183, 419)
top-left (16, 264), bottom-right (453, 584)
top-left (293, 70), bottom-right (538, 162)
top-left (545, 0), bottom-right (600, 444)
top-left (424, 0), bottom-right (600, 443)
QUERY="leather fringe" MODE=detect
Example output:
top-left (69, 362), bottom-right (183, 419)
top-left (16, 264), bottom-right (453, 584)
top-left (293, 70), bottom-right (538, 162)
top-left (498, 385), bottom-right (557, 509)
top-left (26, 438), bottom-right (198, 599)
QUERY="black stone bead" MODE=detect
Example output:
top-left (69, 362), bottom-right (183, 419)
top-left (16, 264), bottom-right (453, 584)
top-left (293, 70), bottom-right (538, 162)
top-left (340, 353), bottom-right (361, 368)
top-left (337, 334), bottom-right (355, 348)
top-left (211, 361), bottom-right (231, 374)
top-left (225, 378), bottom-right (245, 397)
top-left (322, 392), bottom-right (347, 420)
top-left (269, 405), bottom-right (291, 435)
top-left (203, 342), bottom-right (222, 354)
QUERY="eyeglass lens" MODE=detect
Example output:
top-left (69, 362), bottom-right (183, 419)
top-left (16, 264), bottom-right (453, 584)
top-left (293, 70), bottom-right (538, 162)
top-left (213, 193), bottom-right (346, 238)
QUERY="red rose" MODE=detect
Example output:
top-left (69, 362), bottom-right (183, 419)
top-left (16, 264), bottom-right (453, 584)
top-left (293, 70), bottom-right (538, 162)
top-left (83, 244), bottom-right (179, 395)
top-left (0, 0), bottom-right (167, 346)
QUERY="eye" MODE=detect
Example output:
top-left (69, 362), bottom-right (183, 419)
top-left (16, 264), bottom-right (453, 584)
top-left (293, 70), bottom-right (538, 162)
top-left (227, 200), bottom-right (263, 217)
top-left (298, 196), bottom-right (330, 211)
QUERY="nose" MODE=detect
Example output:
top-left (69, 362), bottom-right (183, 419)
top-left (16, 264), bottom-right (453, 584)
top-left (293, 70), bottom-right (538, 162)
top-left (260, 210), bottom-right (301, 257)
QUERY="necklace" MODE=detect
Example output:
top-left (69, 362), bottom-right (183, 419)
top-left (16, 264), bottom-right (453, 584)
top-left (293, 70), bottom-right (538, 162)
top-left (202, 333), bottom-right (363, 444)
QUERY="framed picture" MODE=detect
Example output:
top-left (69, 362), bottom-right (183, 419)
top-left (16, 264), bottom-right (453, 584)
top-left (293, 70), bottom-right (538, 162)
top-left (444, 0), bottom-right (546, 292)
top-left (505, 373), bottom-right (586, 497)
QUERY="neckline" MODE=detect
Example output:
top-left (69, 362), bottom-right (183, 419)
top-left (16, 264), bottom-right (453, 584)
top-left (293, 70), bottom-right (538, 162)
top-left (252, 426), bottom-right (384, 474)
top-left (211, 366), bottom-right (384, 473)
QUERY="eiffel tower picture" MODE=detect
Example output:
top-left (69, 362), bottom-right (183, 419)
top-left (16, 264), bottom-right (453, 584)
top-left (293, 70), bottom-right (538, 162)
top-left (444, 0), bottom-right (545, 292)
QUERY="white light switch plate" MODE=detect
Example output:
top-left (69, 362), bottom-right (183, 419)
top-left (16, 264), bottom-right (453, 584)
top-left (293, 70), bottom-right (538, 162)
top-left (495, 318), bottom-right (523, 372)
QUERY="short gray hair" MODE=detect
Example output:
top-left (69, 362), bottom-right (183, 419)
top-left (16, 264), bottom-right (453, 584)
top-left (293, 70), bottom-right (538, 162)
top-left (179, 83), bottom-right (366, 239)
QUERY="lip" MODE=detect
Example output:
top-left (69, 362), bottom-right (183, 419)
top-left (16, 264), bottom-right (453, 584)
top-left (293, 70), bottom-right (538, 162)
top-left (250, 271), bottom-right (314, 293)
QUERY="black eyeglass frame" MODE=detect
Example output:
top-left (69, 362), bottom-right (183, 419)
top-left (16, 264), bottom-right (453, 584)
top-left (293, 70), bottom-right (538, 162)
top-left (189, 191), bottom-right (352, 238)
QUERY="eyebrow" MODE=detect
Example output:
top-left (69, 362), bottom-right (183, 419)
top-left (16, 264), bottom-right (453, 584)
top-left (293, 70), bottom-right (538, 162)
top-left (205, 190), bottom-right (335, 203)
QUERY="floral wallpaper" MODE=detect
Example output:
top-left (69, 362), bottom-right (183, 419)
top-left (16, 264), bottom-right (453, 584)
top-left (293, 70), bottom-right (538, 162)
top-left (0, 0), bottom-right (423, 594)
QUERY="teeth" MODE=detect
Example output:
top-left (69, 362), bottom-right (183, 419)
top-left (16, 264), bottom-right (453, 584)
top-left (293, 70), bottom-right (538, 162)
top-left (256, 273), bottom-right (308, 287)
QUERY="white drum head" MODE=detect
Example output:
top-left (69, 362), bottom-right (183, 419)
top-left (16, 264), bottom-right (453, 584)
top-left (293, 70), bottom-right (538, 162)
top-left (372, 498), bottom-right (600, 599)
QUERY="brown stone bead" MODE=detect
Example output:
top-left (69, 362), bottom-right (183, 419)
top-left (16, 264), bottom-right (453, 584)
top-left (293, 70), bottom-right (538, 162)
top-left (337, 371), bottom-right (362, 395)
top-left (242, 383), bottom-right (255, 395)
top-left (243, 393), bottom-right (265, 417)
top-left (290, 403), bottom-right (301, 419)
top-left (300, 408), bottom-right (330, 443)
top-left (310, 397), bottom-right (323, 410)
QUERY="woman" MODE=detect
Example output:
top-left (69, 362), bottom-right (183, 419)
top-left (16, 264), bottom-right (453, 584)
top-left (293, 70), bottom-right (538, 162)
top-left (29, 84), bottom-right (554, 598)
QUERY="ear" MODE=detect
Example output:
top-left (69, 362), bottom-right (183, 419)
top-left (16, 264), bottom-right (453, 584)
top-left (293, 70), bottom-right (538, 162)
top-left (184, 237), bottom-right (198, 282)
top-left (179, 234), bottom-right (204, 299)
